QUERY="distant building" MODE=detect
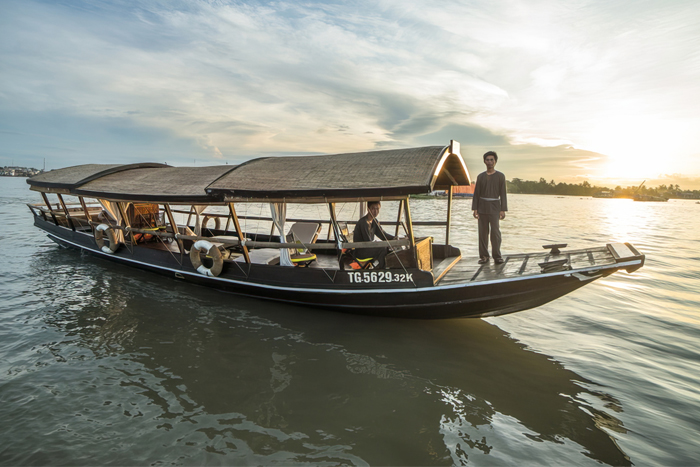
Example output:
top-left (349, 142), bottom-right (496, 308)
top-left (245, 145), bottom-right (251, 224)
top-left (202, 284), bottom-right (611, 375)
top-left (452, 185), bottom-right (475, 197)
top-left (593, 191), bottom-right (613, 198)
top-left (1, 166), bottom-right (42, 177)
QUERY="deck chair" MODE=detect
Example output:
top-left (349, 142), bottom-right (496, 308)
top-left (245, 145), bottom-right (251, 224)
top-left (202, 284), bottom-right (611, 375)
top-left (335, 221), bottom-right (377, 270)
top-left (286, 222), bottom-right (322, 267)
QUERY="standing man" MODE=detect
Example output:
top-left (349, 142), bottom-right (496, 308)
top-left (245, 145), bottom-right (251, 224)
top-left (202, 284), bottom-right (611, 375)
top-left (472, 151), bottom-right (508, 264)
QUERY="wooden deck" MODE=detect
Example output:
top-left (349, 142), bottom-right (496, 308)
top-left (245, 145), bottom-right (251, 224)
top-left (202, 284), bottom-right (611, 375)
top-left (438, 247), bottom-right (616, 285)
top-left (132, 240), bottom-right (618, 287)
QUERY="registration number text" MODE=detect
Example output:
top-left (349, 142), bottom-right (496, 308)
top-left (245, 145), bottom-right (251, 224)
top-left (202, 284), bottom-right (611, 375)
top-left (348, 271), bottom-right (413, 284)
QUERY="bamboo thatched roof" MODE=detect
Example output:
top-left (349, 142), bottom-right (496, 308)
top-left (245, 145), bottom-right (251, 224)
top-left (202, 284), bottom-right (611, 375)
top-left (207, 145), bottom-right (470, 201)
top-left (27, 142), bottom-right (471, 202)
top-left (74, 166), bottom-right (238, 202)
top-left (27, 163), bottom-right (168, 192)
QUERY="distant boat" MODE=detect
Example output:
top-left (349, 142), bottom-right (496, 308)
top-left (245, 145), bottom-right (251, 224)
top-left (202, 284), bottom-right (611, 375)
top-left (631, 180), bottom-right (668, 202)
top-left (633, 194), bottom-right (668, 202)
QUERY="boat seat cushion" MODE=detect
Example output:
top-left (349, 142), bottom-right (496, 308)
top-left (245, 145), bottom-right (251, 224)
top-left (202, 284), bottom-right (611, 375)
top-left (290, 251), bottom-right (317, 266)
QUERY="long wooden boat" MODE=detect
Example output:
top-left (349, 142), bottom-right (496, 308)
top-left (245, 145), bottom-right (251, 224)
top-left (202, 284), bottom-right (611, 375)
top-left (26, 141), bottom-right (645, 319)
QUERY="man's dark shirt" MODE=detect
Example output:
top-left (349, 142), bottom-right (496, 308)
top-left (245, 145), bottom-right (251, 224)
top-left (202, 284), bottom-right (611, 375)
top-left (353, 214), bottom-right (395, 259)
top-left (353, 215), bottom-right (395, 243)
top-left (471, 171), bottom-right (508, 213)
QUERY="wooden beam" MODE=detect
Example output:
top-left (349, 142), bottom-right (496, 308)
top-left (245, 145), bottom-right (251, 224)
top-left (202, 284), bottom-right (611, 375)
top-left (327, 202), bottom-right (336, 241)
top-left (394, 199), bottom-right (404, 238)
top-left (186, 206), bottom-right (194, 227)
top-left (446, 185), bottom-right (453, 245)
top-left (56, 194), bottom-right (75, 231)
top-left (403, 196), bottom-right (415, 247)
top-left (117, 202), bottom-right (134, 245)
top-left (41, 192), bottom-right (59, 225)
top-left (163, 204), bottom-right (184, 255)
top-left (78, 196), bottom-right (93, 232)
top-left (228, 202), bottom-right (250, 263)
top-left (444, 168), bottom-right (458, 186)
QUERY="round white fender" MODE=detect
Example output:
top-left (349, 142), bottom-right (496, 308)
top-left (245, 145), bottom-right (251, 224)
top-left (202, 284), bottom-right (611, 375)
top-left (94, 224), bottom-right (119, 254)
top-left (202, 216), bottom-right (221, 231)
top-left (190, 240), bottom-right (223, 277)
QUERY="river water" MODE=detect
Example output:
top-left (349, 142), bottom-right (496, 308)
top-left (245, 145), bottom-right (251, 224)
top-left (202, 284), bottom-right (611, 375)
top-left (1, 176), bottom-right (699, 466)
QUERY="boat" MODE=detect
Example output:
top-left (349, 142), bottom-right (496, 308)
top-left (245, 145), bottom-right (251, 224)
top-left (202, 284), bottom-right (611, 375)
top-left (632, 180), bottom-right (668, 202)
top-left (26, 141), bottom-right (645, 319)
top-left (633, 194), bottom-right (668, 202)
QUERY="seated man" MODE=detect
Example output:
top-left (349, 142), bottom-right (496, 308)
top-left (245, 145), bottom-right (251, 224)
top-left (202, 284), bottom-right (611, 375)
top-left (352, 201), bottom-right (395, 268)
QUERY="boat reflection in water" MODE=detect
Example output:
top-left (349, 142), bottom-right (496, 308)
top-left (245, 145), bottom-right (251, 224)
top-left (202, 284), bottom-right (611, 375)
top-left (28, 247), bottom-right (632, 466)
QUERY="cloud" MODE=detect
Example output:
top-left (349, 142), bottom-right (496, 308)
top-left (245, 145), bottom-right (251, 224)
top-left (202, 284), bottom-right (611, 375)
top-left (0, 0), bottom-right (699, 180)
top-left (415, 123), bottom-right (509, 147)
top-left (0, 109), bottom-right (210, 168)
top-left (648, 174), bottom-right (700, 190)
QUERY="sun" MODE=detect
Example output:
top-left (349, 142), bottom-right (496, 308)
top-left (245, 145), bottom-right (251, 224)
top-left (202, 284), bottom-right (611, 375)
top-left (602, 151), bottom-right (658, 181)
top-left (585, 115), bottom-right (684, 180)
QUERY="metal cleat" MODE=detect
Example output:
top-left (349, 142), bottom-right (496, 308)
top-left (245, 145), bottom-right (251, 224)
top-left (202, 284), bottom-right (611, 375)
top-left (543, 243), bottom-right (567, 255)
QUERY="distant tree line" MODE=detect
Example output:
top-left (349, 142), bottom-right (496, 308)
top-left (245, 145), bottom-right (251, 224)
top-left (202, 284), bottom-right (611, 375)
top-left (506, 178), bottom-right (700, 199)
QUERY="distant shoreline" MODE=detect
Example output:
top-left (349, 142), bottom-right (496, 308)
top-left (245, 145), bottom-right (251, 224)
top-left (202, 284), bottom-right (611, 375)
top-left (506, 178), bottom-right (700, 200)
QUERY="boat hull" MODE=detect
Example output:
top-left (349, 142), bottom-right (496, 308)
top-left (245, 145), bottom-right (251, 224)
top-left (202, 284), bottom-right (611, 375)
top-left (37, 218), bottom-right (641, 319)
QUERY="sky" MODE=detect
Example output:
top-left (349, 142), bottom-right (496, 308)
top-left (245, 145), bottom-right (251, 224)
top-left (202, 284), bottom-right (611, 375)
top-left (2, 0), bottom-right (700, 188)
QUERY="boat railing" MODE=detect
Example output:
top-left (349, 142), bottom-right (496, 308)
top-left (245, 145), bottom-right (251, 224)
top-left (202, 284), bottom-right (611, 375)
top-left (27, 206), bottom-right (411, 252)
top-left (27, 202), bottom-right (94, 229)
top-left (176, 233), bottom-right (411, 251)
top-left (169, 209), bottom-right (447, 227)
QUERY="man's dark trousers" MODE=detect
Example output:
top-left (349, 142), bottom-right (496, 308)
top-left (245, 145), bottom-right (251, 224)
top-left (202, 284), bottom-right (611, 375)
top-left (478, 200), bottom-right (502, 260)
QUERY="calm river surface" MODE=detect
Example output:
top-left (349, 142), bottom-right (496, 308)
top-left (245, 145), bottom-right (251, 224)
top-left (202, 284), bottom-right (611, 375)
top-left (1, 176), bottom-right (699, 466)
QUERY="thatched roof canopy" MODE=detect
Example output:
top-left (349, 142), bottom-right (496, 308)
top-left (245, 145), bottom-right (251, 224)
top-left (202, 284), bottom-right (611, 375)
top-left (74, 166), bottom-right (238, 202)
top-left (207, 144), bottom-right (470, 201)
top-left (27, 163), bottom-right (168, 193)
top-left (27, 141), bottom-right (470, 203)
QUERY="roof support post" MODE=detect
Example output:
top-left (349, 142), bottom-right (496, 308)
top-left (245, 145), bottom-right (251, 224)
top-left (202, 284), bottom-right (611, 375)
top-left (403, 196), bottom-right (417, 267)
top-left (78, 196), bottom-right (93, 232)
top-left (41, 192), bottom-right (59, 226)
top-left (163, 203), bottom-right (184, 257)
top-left (394, 199), bottom-right (404, 238)
top-left (446, 185), bottom-right (453, 246)
top-left (228, 202), bottom-right (250, 263)
top-left (186, 207), bottom-right (194, 229)
top-left (56, 194), bottom-right (75, 232)
top-left (117, 202), bottom-right (134, 245)
top-left (327, 203), bottom-right (336, 241)
top-left (403, 196), bottom-right (415, 245)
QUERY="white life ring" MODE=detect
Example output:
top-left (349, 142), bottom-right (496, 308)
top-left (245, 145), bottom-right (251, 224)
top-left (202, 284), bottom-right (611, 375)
top-left (202, 215), bottom-right (221, 231)
top-left (190, 240), bottom-right (223, 277)
top-left (94, 224), bottom-right (119, 254)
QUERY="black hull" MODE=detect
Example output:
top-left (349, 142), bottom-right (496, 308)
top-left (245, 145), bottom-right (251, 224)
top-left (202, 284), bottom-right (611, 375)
top-left (37, 218), bottom-right (638, 319)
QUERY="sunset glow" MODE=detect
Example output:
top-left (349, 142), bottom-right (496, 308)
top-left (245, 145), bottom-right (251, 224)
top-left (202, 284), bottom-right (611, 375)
top-left (1, 0), bottom-right (699, 188)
